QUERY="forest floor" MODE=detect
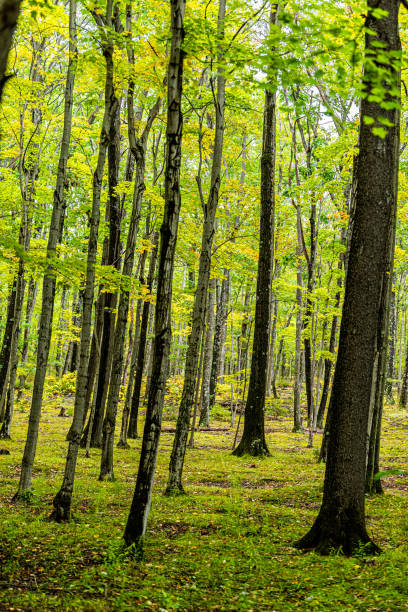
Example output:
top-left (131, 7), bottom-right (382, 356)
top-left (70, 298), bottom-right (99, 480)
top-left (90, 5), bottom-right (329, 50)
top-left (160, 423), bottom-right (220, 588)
top-left (0, 383), bottom-right (407, 611)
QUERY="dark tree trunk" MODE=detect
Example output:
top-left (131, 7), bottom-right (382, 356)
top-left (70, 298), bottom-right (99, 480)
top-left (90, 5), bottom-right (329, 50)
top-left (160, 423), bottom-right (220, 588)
top-left (209, 272), bottom-right (229, 409)
top-left (295, 0), bottom-right (400, 554)
top-left (14, 0), bottom-right (77, 498)
top-left (127, 236), bottom-right (159, 442)
top-left (384, 286), bottom-right (396, 403)
top-left (50, 0), bottom-right (124, 521)
top-left (233, 9), bottom-right (277, 457)
top-left (165, 0), bottom-right (226, 493)
top-left (199, 278), bottom-right (216, 427)
top-left (316, 231), bottom-right (345, 429)
top-left (99, 73), bottom-right (161, 479)
top-left (0, 0), bottom-right (22, 101)
top-left (118, 250), bottom-right (147, 448)
top-left (124, 0), bottom-right (186, 548)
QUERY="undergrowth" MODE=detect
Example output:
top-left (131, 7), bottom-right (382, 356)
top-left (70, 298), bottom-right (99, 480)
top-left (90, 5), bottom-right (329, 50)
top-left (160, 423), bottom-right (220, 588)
top-left (0, 387), bottom-right (407, 611)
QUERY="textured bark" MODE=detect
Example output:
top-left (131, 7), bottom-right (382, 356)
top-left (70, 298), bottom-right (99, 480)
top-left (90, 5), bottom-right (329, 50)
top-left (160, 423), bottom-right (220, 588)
top-left (384, 287), bottom-right (396, 403)
top-left (0, 0), bottom-right (22, 101)
top-left (0, 261), bottom-right (25, 438)
top-left (209, 273), bottom-right (229, 409)
top-left (50, 0), bottom-right (125, 521)
top-left (0, 279), bottom-right (18, 413)
top-left (233, 9), bottom-right (277, 457)
top-left (126, 237), bottom-right (159, 443)
top-left (293, 205), bottom-right (303, 433)
top-left (199, 278), bottom-right (216, 427)
top-left (14, 1), bottom-right (77, 498)
top-left (296, 0), bottom-right (400, 554)
top-left (124, 0), bottom-right (186, 547)
top-left (99, 80), bottom-right (161, 479)
top-left (166, 0), bottom-right (226, 492)
top-left (118, 250), bottom-right (147, 448)
top-left (89, 8), bottom-right (123, 449)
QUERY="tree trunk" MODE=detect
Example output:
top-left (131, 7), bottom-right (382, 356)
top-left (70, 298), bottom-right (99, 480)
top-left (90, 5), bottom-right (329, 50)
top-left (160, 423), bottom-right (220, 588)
top-left (209, 272), bottom-right (229, 409)
top-left (165, 0), bottom-right (226, 493)
top-left (117, 250), bottom-right (148, 448)
top-left (295, 0), bottom-right (400, 554)
top-left (17, 277), bottom-right (38, 399)
top-left (124, 0), bottom-right (186, 548)
top-left (0, 0), bottom-right (22, 101)
top-left (233, 8), bottom-right (277, 457)
top-left (126, 236), bottom-right (159, 443)
top-left (293, 205), bottom-right (303, 433)
top-left (50, 0), bottom-right (125, 521)
top-left (199, 278), bottom-right (216, 427)
top-left (14, 0), bottom-right (77, 499)
top-left (99, 72), bottom-right (161, 479)
top-left (384, 286), bottom-right (396, 403)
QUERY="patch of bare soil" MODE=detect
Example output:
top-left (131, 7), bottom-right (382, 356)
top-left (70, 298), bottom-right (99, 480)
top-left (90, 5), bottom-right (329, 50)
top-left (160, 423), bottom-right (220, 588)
top-left (239, 478), bottom-right (285, 489)
top-left (151, 521), bottom-right (190, 538)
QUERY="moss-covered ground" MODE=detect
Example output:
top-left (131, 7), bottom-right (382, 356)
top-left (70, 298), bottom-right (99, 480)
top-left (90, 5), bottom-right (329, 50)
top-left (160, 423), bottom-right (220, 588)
top-left (0, 386), bottom-right (407, 610)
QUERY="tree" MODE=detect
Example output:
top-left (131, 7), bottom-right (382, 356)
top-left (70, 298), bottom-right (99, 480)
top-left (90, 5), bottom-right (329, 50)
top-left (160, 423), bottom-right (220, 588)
top-left (124, 0), bottom-right (186, 549)
top-left (295, 0), bottom-right (401, 554)
top-left (165, 0), bottom-right (226, 494)
top-left (233, 7), bottom-right (278, 457)
top-left (13, 0), bottom-right (77, 499)
top-left (0, 0), bottom-right (21, 101)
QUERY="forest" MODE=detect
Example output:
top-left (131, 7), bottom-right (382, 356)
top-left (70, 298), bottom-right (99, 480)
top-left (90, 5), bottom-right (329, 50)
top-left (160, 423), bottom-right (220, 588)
top-left (0, 0), bottom-right (407, 609)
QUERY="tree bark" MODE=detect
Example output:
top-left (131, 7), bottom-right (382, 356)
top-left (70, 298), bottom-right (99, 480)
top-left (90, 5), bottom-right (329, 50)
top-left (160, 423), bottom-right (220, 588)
top-left (99, 62), bottom-right (161, 478)
top-left (126, 236), bottom-right (159, 442)
top-left (295, 0), bottom-right (400, 554)
top-left (233, 8), bottom-right (277, 457)
top-left (165, 0), bottom-right (226, 492)
top-left (0, 0), bottom-right (22, 101)
top-left (199, 277), bottom-right (216, 427)
top-left (50, 0), bottom-right (126, 521)
top-left (124, 0), bottom-right (186, 548)
top-left (14, 0), bottom-right (77, 499)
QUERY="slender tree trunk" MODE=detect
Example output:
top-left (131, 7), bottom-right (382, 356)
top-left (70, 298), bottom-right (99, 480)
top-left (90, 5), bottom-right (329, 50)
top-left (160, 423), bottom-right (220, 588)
top-left (124, 0), bottom-right (186, 548)
top-left (126, 237), bottom-right (159, 444)
top-left (89, 8), bottom-right (123, 449)
top-left (14, 0), bottom-right (77, 499)
top-left (17, 278), bottom-right (38, 399)
top-left (118, 250), bottom-right (147, 448)
top-left (385, 286), bottom-right (396, 403)
top-left (55, 285), bottom-right (68, 378)
top-left (233, 8), bottom-right (277, 457)
top-left (199, 278), bottom-right (216, 427)
top-left (0, 260), bottom-right (25, 438)
top-left (165, 0), bottom-right (226, 492)
top-left (293, 205), bottom-right (303, 432)
top-left (295, 0), bottom-right (400, 554)
top-left (99, 78), bottom-right (161, 479)
top-left (209, 272), bottom-right (229, 409)
top-left (50, 0), bottom-right (126, 521)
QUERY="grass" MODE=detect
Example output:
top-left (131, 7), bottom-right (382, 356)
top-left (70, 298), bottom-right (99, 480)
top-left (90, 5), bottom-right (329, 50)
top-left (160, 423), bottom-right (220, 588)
top-left (0, 386), bottom-right (407, 611)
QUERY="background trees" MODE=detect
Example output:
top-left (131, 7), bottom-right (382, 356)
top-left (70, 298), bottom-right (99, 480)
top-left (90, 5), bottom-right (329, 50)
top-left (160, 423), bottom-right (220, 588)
top-left (0, 0), bottom-right (407, 560)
